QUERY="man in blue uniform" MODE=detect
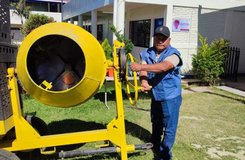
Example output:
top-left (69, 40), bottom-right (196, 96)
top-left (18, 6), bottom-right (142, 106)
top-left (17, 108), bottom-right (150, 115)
top-left (130, 26), bottom-right (182, 160)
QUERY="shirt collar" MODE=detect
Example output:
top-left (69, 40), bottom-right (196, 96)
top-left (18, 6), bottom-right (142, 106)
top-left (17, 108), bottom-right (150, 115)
top-left (148, 45), bottom-right (171, 62)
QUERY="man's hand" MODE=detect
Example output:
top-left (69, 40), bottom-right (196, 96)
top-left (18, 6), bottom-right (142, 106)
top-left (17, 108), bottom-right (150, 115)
top-left (130, 61), bottom-right (151, 92)
top-left (130, 62), bottom-right (142, 72)
top-left (141, 81), bottom-right (151, 93)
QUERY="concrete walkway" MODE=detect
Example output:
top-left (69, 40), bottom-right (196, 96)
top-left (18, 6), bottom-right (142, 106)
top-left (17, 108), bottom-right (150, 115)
top-left (182, 85), bottom-right (245, 98)
top-left (223, 76), bottom-right (245, 91)
top-left (218, 76), bottom-right (245, 98)
top-left (216, 86), bottom-right (245, 97)
top-left (182, 77), bottom-right (245, 98)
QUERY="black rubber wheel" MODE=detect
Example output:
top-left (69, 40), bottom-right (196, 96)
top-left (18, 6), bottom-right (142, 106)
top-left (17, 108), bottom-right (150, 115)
top-left (25, 115), bottom-right (49, 135)
top-left (15, 116), bottom-right (50, 159)
top-left (0, 149), bottom-right (20, 160)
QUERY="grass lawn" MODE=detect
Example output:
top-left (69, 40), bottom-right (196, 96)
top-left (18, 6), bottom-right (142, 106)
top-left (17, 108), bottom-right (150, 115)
top-left (19, 86), bottom-right (245, 160)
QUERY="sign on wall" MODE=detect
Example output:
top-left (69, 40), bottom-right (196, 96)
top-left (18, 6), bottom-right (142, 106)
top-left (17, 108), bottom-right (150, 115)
top-left (172, 18), bottom-right (190, 32)
top-left (154, 18), bottom-right (164, 30)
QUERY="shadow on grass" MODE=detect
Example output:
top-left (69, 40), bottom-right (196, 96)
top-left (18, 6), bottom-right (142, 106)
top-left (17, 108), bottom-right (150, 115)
top-left (17, 118), bottom-right (151, 160)
top-left (48, 119), bottom-right (106, 134)
top-left (203, 91), bottom-right (245, 104)
top-left (63, 151), bottom-right (146, 160)
top-left (125, 119), bottom-right (151, 143)
top-left (17, 119), bottom-right (106, 160)
top-left (48, 119), bottom-right (106, 151)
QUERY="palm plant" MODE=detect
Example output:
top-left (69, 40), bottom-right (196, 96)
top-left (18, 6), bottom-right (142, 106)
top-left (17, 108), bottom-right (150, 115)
top-left (11, 0), bottom-right (30, 24)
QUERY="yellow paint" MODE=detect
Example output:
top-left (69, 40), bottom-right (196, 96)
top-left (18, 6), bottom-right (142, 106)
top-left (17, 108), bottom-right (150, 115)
top-left (0, 116), bottom-right (14, 135)
top-left (125, 53), bottom-right (140, 106)
top-left (16, 22), bottom-right (107, 107)
top-left (0, 25), bottom-right (141, 159)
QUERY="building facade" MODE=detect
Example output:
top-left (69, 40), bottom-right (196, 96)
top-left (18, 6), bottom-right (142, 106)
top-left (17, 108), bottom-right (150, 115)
top-left (9, 0), bottom-right (69, 45)
top-left (53, 0), bottom-right (245, 74)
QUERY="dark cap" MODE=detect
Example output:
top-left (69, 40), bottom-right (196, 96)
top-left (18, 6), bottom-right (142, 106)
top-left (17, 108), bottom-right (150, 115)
top-left (154, 26), bottom-right (170, 37)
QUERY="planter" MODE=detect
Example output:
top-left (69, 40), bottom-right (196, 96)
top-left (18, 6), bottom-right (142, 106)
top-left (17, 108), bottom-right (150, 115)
top-left (107, 67), bottom-right (114, 77)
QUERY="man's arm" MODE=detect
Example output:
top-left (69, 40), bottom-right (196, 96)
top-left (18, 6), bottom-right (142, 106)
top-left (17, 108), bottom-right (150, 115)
top-left (139, 61), bottom-right (147, 78)
top-left (130, 54), bottom-right (180, 73)
top-left (139, 61), bottom-right (148, 83)
top-left (140, 60), bottom-right (174, 73)
top-left (138, 61), bottom-right (151, 92)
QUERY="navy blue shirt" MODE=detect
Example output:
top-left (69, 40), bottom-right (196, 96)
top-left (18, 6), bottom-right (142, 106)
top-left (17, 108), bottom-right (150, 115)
top-left (140, 45), bottom-right (182, 101)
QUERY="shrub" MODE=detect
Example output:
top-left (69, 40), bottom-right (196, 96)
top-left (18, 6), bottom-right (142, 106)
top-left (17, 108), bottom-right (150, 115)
top-left (11, 0), bottom-right (30, 24)
top-left (192, 34), bottom-right (229, 85)
top-left (110, 25), bottom-right (134, 54)
top-left (101, 38), bottom-right (112, 60)
top-left (21, 14), bottom-right (54, 36)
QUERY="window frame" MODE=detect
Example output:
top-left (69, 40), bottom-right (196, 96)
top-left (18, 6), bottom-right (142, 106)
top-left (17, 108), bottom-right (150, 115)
top-left (129, 19), bottom-right (151, 48)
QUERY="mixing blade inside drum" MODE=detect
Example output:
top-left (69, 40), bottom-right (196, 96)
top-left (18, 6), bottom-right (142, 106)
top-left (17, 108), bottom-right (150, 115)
top-left (27, 35), bottom-right (86, 91)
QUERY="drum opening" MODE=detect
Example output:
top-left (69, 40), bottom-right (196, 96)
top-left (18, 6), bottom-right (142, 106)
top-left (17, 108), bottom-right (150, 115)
top-left (27, 35), bottom-right (85, 91)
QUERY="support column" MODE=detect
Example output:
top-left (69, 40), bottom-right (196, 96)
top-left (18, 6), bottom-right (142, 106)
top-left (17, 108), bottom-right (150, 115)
top-left (57, 3), bottom-right (61, 12)
top-left (117, 0), bottom-right (125, 34)
top-left (113, 0), bottom-right (125, 41)
top-left (70, 17), bottom-right (74, 24)
top-left (91, 10), bottom-right (97, 38)
top-left (78, 14), bottom-right (83, 27)
top-left (165, 4), bottom-right (173, 30)
top-left (150, 19), bottom-right (154, 46)
top-left (48, 2), bottom-right (50, 12)
top-left (113, 0), bottom-right (118, 41)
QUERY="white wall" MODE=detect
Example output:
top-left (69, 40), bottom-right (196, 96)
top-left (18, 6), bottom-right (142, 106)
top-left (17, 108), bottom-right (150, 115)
top-left (126, 4), bottom-right (166, 61)
top-left (10, 9), bottom-right (62, 25)
top-left (198, 7), bottom-right (245, 73)
top-left (31, 11), bottom-right (62, 22)
top-left (126, 5), bottom-right (198, 73)
top-left (171, 6), bottom-right (199, 74)
top-left (10, 29), bottom-right (23, 45)
top-left (228, 11), bottom-right (245, 73)
top-left (128, 5), bottom-right (245, 74)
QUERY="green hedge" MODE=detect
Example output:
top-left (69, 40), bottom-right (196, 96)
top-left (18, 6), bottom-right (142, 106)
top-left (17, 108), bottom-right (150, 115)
top-left (192, 34), bottom-right (229, 85)
top-left (21, 14), bottom-right (54, 36)
top-left (101, 38), bottom-right (112, 60)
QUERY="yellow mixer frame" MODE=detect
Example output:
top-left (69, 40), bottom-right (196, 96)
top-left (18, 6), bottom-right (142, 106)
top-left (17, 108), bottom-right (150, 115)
top-left (0, 22), bottom-right (149, 159)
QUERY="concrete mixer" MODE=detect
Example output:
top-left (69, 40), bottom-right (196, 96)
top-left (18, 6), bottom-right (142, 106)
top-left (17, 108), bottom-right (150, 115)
top-left (0, 22), bottom-right (151, 159)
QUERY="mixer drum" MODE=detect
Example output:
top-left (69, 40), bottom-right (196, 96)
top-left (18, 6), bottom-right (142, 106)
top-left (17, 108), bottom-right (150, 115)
top-left (16, 22), bottom-right (107, 107)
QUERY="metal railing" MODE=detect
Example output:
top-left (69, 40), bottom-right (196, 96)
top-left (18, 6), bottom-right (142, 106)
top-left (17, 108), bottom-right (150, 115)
top-left (223, 47), bottom-right (240, 81)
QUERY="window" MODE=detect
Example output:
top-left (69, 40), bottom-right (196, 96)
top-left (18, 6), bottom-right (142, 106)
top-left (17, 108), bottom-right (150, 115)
top-left (83, 24), bottom-right (103, 42)
top-left (83, 25), bottom-right (91, 33)
top-left (130, 19), bottom-right (151, 48)
top-left (28, 2), bottom-right (48, 12)
top-left (50, 2), bottom-right (59, 12)
top-left (154, 18), bottom-right (164, 30)
top-left (97, 24), bottom-right (103, 42)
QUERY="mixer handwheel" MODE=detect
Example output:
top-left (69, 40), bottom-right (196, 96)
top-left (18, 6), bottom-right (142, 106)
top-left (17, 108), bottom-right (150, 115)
top-left (125, 53), bottom-right (140, 106)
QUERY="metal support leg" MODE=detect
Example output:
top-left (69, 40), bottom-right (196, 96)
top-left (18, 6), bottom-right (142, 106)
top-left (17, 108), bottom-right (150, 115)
top-left (104, 79), bottom-right (110, 109)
